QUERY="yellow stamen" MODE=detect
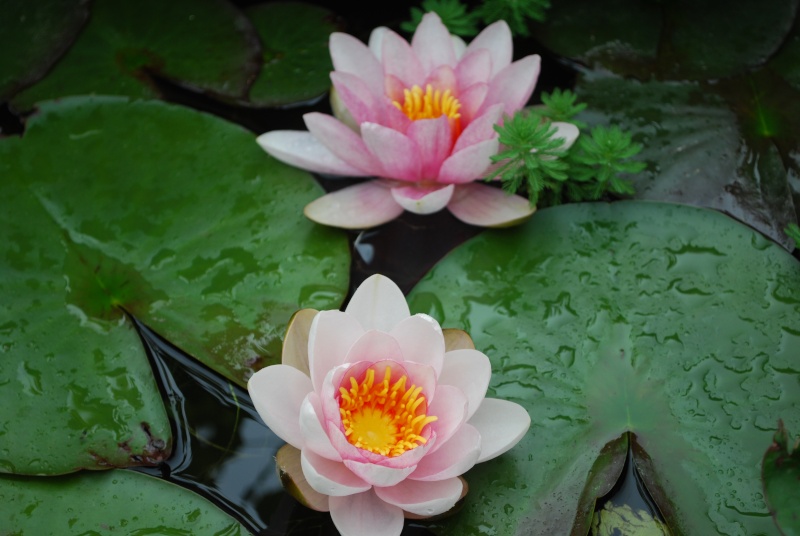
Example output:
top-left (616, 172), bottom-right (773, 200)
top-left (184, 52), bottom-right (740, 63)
top-left (339, 365), bottom-right (438, 457)
top-left (392, 84), bottom-right (462, 139)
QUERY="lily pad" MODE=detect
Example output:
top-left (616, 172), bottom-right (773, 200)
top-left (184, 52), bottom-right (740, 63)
top-left (575, 75), bottom-right (797, 250)
top-left (763, 422), bottom-right (800, 535)
top-left (0, 96), bottom-right (349, 475)
top-left (10, 0), bottom-right (262, 111)
top-left (0, 0), bottom-right (89, 101)
top-left (408, 201), bottom-right (800, 535)
top-left (0, 469), bottom-right (251, 534)
top-left (245, 2), bottom-right (341, 107)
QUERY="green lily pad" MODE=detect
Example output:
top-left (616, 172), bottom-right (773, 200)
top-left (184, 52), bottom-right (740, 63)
top-left (0, 0), bottom-right (89, 101)
top-left (10, 0), bottom-right (262, 112)
top-left (408, 201), bottom-right (800, 535)
top-left (763, 422), bottom-right (800, 535)
top-left (533, 0), bottom-right (796, 81)
top-left (245, 2), bottom-right (340, 107)
top-left (0, 96), bottom-right (349, 475)
top-left (575, 75), bottom-right (797, 250)
top-left (0, 469), bottom-right (251, 534)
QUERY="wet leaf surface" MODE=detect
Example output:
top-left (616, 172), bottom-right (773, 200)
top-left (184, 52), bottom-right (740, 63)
top-left (9, 0), bottom-right (262, 111)
top-left (762, 422), bottom-right (800, 535)
top-left (0, 0), bottom-right (89, 101)
top-left (245, 2), bottom-right (342, 107)
top-left (0, 469), bottom-right (251, 534)
top-left (408, 201), bottom-right (800, 535)
top-left (0, 96), bottom-right (349, 475)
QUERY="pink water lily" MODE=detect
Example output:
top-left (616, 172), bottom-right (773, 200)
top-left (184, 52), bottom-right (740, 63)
top-left (248, 274), bottom-right (530, 536)
top-left (257, 13), bottom-right (579, 229)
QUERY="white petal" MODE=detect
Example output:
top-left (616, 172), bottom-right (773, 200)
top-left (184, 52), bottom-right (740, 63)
top-left (551, 121), bottom-right (580, 151)
top-left (469, 398), bottom-right (530, 463)
top-left (330, 490), bottom-right (404, 536)
top-left (447, 183), bottom-right (535, 227)
top-left (465, 20), bottom-right (513, 77)
top-left (390, 184), bottom-right (454, 215)
top-left (346, 274), bottom-right (410, 332)
top-left (300, 393), bottom-right (341, 461)
top-left (247, 365), bottom-right (312, 449)
top-left (329, 32), bottom-right (384, 97)
top-left (256, 131), bottom-right (369, 177)
top-left (308, 310), bottom-right (365, 391)
top-left (438, 349), bottom-right (491, 419)
top-left (344, 459), bottom-right (416, 487)
top-left (374, 478), bottom-right (463, 516)
top-left (425, 385), bottom-right (468, 454)
top-left (390, 314), bottom-right (445, 377)
top-left (410, 424), bottom-right (480, 481)
top-left (304, 181), bottom-right (405, 230)
top-left (301, 449), bottom-right (372, 496)
top-left (345, 330), bottom-right (404, 363)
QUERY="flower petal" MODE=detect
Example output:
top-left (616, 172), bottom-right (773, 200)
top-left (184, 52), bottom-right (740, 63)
top-left (438, 349), bottom-right (491, 419)
top-left (447, 183), bottom-right (535, 227)
top-left (281, 308), bottom-right (318, 376)
top-left (458, 82), bottom-right (489, 125)
top-left (369, 26), bottom-right (389, 59)
top-left (455, 49), bottom-right (492, 90)
top-left (406, 116), bottom-right (452, 179)
top-left (361, 122), bottom-right (422, 181)
top-left (391, 184), bottom-right (454, 215)
top-left (424, 64), bottom-right (457, 94)
top-left (330, 490), bottom-right (404, 536)
top-left (330, 71), bottom-right (383, 126)
top-left (381, 29), bottom-right (425, 87)
top-left (345, 331), bottom-right (404, 363)
top-left (469, 398), bottom-right (531, 463)
top-left (390, 314), bottom-right (445, 377)
top-left (304, 112), bottom-right (383, 175)
top-left (344, 458), bottom-right (417, 487)
top-left (345, 273), bottom-right (410, 332)
top-left (375, 477), bottom-right (463, 517)
top-left (452, 103), bottom-right (503, 153)
top-left (301, 448), bottom-right (372, 496)
top-left (409, 424), bottom-right (481, 481)
top-left (247, 365), bottom-right (312, 450)
top-left (426, 384), bottom-right (468, 453)
top-left (551, 121), bottom-right (580, 151)
top-left (300, 393), bottom-right (341, 461)
top-left (464, 20), bottom-right (513, 77)
top-left (308, 310), bottom-right (365, 391)
top-left (329, 32), bottom-right (384, 97)
top-left (480, 55), bottom-right (541, 116)
top-left (411, 13), bottom-right (457, 75)
top-left (437, 138), bottom-right (498, 184)
top-left (304, 181), bottom-right (404, 230)
top-left (256, 131), bottom-right (370, 177)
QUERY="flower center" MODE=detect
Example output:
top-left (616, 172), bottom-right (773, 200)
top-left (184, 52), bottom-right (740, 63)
top-left (338, 366), bottom-right (438, 457)
top-left (393, 84), bottom-right (462, 138)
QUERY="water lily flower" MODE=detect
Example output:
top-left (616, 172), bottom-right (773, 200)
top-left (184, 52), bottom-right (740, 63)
top-left (248, 274), bottom-right (530, 536)
top-left (257, 13), bottom-right (579, 229)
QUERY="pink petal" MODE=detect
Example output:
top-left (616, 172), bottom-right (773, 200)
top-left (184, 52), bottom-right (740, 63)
top-left (411, 12), bottom-right (456, 75)
top-left (256, 131), bottom-right (369, 177)
top-left (247, 365), bottom-right (312, 450)
top-left (469, 398), bottom-right (531, 463)
top-left (304, 112), bottom-right (383, 175)
top-left (391, 185), bottom-right (454, 215)
top-left (438, 349), bottom-right (491, 419)
top-left (327, 418), bottom-right (374, 464)
top-left (452, 103), bottom-right (503, 153)
top-left (361, 122), bottom-right (421, 181)
top-left (300, 393), bottom-right (341, 461)
top-left (464, 20), bottom-right (513, 77)
top-left (308, 310), bottom-right (365, 391)
top-left (329, 490), bottom-right (404, 536)
top-left (374, 477), bottom-right (463, 517)
top-left (344, 459), bottom-right (416, 487)
top-left (390, 314), bottom-right (445, 377)
top-left (437, 139), bottom-right (498, 184)
top-left (426, 384), bottom-right (468, 454)
top-left (457, 83), bottom-right (489, 125)
top-left (345, 332), bottom-right (404, 363)
top-left (304, 181), bottom-right (404, 229)
top-left (480, 55), bottom-right (541, 116)
top-left (406, 116), bottom-right (452, 179)
top-left (410, 424), bottom-right (480, 481)
top-left (447, 183), bottom-right (535, 227)
top-left (301, 448), bottom-right (372, 496)
top-left (455, 49), bottom-right (492, 90)
top-left (423, 64), bottom-right (457, 94)
top-left (368, 26), bottom-right (389, 60)
top-left (394, 360), bottom-right (437, 408)
top-left (331, 71), bottom-right (383, 126)
top-left (551, 121), bottom-right (580, 151)
top-left (345, 274), bottom-right (410, 332)
top-left (384, 74), bottom-right (406, 103)
top-left (329, 32), bottom-right (384, 97)
top-left (381, 29), bottom-right (425, 87)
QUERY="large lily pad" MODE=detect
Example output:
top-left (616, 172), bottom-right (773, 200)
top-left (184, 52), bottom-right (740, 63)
top-left (245, 2), bottom-right (340, 107)
top-left (0, 96), bottom-right (349, 475)
top-left (0, 469), bottom-right (251, 534)
top-left (763, 422), bottom-right (800, 535)
top-left (10, 0), bottom-right (262, 111)
top-left (575, 75), bottom-right (797, 250)
top-left (408, 201), bottom-right (800, 535)
top-left (0, 0), bottom-right (89, 101)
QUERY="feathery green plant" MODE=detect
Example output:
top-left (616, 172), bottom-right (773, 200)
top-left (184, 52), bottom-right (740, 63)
top-left (403, 0), bottom-right (551, 37)
top-left (401, 0), bottom-right (479, 37)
